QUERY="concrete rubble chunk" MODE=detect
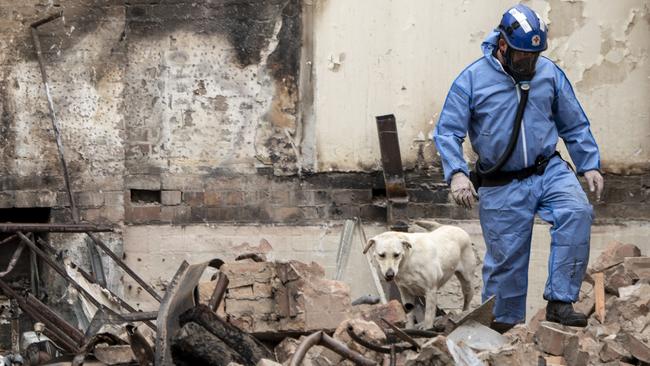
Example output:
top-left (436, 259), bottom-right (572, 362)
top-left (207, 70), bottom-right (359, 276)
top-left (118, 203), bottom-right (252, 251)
top-left (600, 339), bottom-right (632, 363)
top-left (564, 335), bottom-right (600, 366)
top-left (332, 319), bottom-right (386, 365)
top-left (479, 343), bottom-right (541, 366)
top-left (544, 356), bottom-right (567, 365)
top-left (590, 241), bottom-right (641, 273)
top-left (574, 282), bottom-right (595, 317)
top-left (617, 332), bottom-right (650, 364)
top-left (623, 256), bottom-right (650, 280)
top-left (446, 337), bottom-right (484, 366)
top-left (503, 324), bottom-right (534, 344)
top-left (93, 344), bottom-right (137, 365)
top-left (534, 322), bottom-right (578, 356)
top-left (404, 335), bottom-right (454, 366)
top-left (528, 307), bottom-right (547, 334)
top-left (349, 299), bottom-right (406, 331)
top-left (604, 264), bottom-right (636, 295)
top-left (447, 320), bottom-right (509, 352)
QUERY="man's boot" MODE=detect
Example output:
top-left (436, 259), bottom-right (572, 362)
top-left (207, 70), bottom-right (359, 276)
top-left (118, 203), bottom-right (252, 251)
top-left (545, 301), bottom-right (587, 327)
top-left (489, 321), bottom-right (516, 334)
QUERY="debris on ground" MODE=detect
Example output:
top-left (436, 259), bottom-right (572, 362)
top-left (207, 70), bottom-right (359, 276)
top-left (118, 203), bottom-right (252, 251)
top-left (1, 239), bottom-right (648, 365)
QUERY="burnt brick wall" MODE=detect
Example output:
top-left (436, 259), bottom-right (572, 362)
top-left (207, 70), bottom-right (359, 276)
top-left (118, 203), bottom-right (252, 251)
top-left (117, 170), bottom-right (650, 225)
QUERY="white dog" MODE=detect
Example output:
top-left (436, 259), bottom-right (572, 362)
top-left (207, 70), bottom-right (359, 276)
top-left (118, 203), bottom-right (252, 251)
top-left (363, 222), bottom-right (476, 329)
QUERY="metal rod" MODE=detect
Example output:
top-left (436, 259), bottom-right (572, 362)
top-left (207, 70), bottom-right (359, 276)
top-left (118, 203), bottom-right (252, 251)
top-left (381, 318), bottom-right (420, 351)
top-left (35, 237), bottom-right (158, 331)
top-left (10, 299), bottom-right (19, 353)
top-left (320, 333), bottom-right (377, 366)
top-left (118, 311), bottom-right (158, 322)
top-left (87, 233), bottom-right (162, 303)
top-left (25, 293), bottom-right (85, 344)
top-left (0, 234), bottom-right (18, 246)
top-left (356, 217), bottom-right (387, 304)
top-left (290, 331), bottom-right (377, 366)
top-left (0, 278), bottom-right (81, 353)
top-left (31, 16), bottom-right (79, 223)
top-left (0, 243), bottom-right (26, 277)
top-left (346, 326), bottom-right (413, 354)
top-left (208, 274), bottom-right (229, 312)
top-left (16, 232), bottom-right (119, 316)
top-left (0, 223), bottom-right (113, 233)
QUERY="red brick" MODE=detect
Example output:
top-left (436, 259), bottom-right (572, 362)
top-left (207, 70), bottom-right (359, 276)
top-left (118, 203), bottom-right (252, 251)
top-left (125, 206), bottom-right (161, 224)
top-left (182, 191), bottom-right (204, 205)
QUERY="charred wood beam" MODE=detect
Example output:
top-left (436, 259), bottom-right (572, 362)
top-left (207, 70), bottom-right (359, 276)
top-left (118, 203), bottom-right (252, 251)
top-left (0, 223), bottom-right (113, 233)
top-left (178, 305), bottom-right (272, 364)
top-left (171, 322), bottom-right (246, 366)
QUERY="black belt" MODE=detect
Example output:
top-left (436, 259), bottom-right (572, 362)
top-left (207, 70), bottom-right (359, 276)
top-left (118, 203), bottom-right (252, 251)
top-left (479, 151), bottom-right (561, 187)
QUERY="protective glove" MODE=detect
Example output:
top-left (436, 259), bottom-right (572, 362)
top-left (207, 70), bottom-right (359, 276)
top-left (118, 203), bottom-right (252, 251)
top-left (583, 170), bottom-right (604, 201)
top-left (450, 172), bottom-right (478, 209)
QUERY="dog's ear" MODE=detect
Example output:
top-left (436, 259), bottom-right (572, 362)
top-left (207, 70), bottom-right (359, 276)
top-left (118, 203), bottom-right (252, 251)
top-left (401, 240), bottom-right (412, 251)
top-left (363, 239), bottom-right (376, 254)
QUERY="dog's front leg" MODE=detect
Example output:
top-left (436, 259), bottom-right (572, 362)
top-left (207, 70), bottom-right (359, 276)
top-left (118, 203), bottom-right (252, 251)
top-left (423, 287), bottom-right (439, 330)
top-left (398, 286), bottom-right (417, 329)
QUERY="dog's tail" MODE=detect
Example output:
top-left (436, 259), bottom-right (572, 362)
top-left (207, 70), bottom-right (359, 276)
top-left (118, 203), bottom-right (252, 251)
top-left (413, 220), bottom-right (444, 232)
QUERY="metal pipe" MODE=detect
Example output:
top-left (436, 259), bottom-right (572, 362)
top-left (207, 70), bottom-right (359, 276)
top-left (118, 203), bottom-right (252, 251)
top-left (289, 331), bottom-right (323, 366)
top-left (289, 331), bottom-right (377, 366)
top-left (345, 326), bottom-right (413, 354)
top-left (0, 223), bottom-right (113, 233)
top-left (208, 274), bottom-right (229, 312)
top-left (0, 243), bottom-right (26, 277)
top-left (320, 333), bottom-right (377, 366)
top-left (30, 13), bottom-right (79, 223)
top-left (87, 233), bottom-right (162, 302)
top-left (16, 232), bottom-right (119, 317)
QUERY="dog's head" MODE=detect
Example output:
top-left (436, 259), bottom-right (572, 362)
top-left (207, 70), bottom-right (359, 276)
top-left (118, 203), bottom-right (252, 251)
top-left (363, 232), bottom-right (412, 282)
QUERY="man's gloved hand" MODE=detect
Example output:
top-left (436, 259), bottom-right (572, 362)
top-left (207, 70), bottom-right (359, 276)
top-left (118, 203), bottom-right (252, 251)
top-left (450, 172), bottom-right (478, 209)
top-left (584, 170), bottom-right (604, 201)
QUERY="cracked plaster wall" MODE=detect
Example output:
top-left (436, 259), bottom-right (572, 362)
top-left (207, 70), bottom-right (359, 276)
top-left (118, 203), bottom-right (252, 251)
top-left (312, 0), bottom-right (649, 174)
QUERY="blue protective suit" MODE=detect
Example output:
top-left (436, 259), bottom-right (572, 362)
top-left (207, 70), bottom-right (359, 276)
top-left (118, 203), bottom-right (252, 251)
top-left (433, 31), bottom-right (601, 324)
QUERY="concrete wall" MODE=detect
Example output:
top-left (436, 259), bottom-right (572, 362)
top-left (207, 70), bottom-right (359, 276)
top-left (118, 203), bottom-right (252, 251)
top-left (311, 0), bottom-right (650, 173)
top-left (121, 220), bottom-right (650, 322)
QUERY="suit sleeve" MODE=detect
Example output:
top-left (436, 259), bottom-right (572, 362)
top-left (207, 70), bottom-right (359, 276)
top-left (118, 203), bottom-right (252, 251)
top-left (552, 67), bottom-right (601, 174)
top-left (433, 78), bottom-right (472, 184)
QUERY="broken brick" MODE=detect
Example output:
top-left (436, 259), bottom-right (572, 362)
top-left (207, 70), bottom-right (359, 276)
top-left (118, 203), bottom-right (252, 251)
top-left (617, 332), bottom-right (650, 364)
top-left (534, 322), bottom-right (578, 356)
top-left (564, 335), bottom-right (599, 366)
top-left (600, 339), bottom-right (632, 363)
top-left (623, 256), bottom-right (650, 280)
top-left (590, 241), bottom-right (641, 273)
top-left (604, 264), bottom-right (636, 296)
top-left (350, 299), bottom-right (406, 330)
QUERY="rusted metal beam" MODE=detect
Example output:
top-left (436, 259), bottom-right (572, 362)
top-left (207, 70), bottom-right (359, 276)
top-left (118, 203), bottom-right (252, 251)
top-left (208, 274), bottom-right (229, 312)
top-left (0, 278), bottom-right (81, 353)
top-left (0, 234), bottom-right (18, 246)
top-left (0, 223), bottom-right (113, 233)
top-left (289, 331), bottom-right (377, 366)
top-left (375, 114), bottom-right (409, 232)
top-left (25, 293), bottom-right (85, 344)
top-left (381, 318), bottom-right (420, 351)
top-left (345, 325), bottom-right (413, 354)
top-left (87, 233), bottom-right (162, 303)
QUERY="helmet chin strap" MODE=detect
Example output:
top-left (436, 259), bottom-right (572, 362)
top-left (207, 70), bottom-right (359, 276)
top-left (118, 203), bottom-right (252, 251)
top-left (504, 47), bottom-right (538, 82)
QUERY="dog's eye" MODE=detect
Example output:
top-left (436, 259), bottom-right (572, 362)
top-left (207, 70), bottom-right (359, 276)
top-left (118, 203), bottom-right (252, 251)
top-left (393, 253), bottom-right (400, 258)
top-left (378, 253), bottom-right (386, 258)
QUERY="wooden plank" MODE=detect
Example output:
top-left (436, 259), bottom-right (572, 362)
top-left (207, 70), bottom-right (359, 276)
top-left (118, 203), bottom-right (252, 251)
top-left (593, 272), bottom-right (606, 323)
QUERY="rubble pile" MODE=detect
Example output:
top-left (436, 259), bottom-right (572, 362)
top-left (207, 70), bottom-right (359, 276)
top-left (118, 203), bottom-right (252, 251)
top-left (1, 240), bottom-right (649, 366)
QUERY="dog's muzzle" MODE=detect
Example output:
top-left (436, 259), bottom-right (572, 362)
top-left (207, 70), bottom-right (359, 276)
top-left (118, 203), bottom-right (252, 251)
top-left (384, 268), bottom-right (395, 281)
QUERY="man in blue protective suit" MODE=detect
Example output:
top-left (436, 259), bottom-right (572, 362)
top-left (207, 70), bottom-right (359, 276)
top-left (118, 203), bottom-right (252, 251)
top-left (433, 4), bottom-right (604, 332)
